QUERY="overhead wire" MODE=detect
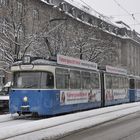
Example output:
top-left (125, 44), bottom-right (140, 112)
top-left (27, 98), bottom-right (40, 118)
top-left (113, 0), bottom-right (133, 18)
top-left (113, 0), bottom-right (140, 26)
top-left (79, 0), bottom-right (114, 23)
top-left (109, 12), bottom-right (140, 17)
top-left (79, 0), bottom-right (140, 28)
top-left (79, 0), bottom-right (102, 16)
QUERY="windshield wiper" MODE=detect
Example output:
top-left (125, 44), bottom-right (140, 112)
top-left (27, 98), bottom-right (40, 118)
top-left (23, 84), bottom-right (38, 88)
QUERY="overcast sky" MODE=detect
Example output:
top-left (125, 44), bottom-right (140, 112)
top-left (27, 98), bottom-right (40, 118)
top-left (77, 0), bottom-right (140, 33)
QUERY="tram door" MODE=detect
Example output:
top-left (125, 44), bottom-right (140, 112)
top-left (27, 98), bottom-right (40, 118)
top-left (100, 71), bottom-right (105, 107)
top-left (129, 79), bottom-right (135, 102)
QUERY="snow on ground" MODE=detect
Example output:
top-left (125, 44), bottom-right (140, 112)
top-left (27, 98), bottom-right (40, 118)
top-left (7, 106), bottom-right (140, 140)
top-left (0, 114), bottom-right (15, 123)
top-left (0, 113), bottom-right (35, 129)
top-left (1, 102), bottom-right (140, 140)
top-left (0, 119), bottom-right (35, 129)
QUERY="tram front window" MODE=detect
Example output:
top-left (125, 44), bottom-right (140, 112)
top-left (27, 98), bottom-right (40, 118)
top-left (13, 71), bottom-right (54, 89)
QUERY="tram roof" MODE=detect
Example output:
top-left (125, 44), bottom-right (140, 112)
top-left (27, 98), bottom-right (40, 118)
top-left (12, 55), bottom-right (98, 71)
top-left (98, 65), bottom-right (127, 76)
top-left (12, 59), bottom-right (57, 66)
top-left (12, 59), bottom-right (99, 72)
top-left (129, 74), bottom-right (140, 79)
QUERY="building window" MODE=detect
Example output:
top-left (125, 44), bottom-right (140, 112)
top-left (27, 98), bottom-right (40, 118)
top-left (0, 0), bottom-right (8, 6)
top-left (68, 7), bottom-right (76, 17)
top-left (88, 18), bottom-right (92, 24)
top-left (78, 12), bottom-right (84, 20)
top-left (113, 28), bottom-right (118, 35)
top-left (0, 18), bottom-right (8, 33)
top-left (100, 22), bottom-right (106, 30)
top-left (17, 2), bottom-right (23, 13)
top-left (0, 18), bottom-right (3, 32)
top-left (108, 25), bottom-right (113, 32)
top-left (33, 9), bottom-right (39, 20)
top-left (59, 2), bottom-right (67, 11)
top-left (2, 18), bottom-right (7, 33)
top-left (17, 25), bottom-right (24, 39)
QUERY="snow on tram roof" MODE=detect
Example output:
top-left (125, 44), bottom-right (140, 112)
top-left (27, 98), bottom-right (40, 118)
top-left (12, 55), bottom-right (98, 71)
top-left (12, 59), bottom-right (57, 66)
top-left (32, 59), bottom-right (56, 65)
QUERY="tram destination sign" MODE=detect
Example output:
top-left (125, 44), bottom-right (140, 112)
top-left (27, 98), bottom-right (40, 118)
top-left (57, 55), bottom-right (97, 70)
top-left (106, 65), bottom-right (127, 75)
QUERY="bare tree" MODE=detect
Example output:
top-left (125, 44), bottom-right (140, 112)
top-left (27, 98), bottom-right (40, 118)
top-left (0, 1), bottom-right (29, 65)
top-left (0, 1), bottom-right (119, 70)
top-left (32, 17), bottom-right (118, 66)
top-left (62, 23), bottom-right (118, 65)
top-left (0, 0), bottom-right (49, 68)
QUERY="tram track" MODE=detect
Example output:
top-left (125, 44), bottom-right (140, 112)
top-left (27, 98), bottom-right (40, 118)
top-left (0, 114), bottom-right (40, 128)
top-left (0, 102), bottom-right (138, 124)
top-left (1, 102), bottom-right (140, 140)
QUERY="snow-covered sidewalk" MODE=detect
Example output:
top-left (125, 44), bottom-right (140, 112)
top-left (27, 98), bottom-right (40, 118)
top-left (1, 102), bottom-right (140, 140)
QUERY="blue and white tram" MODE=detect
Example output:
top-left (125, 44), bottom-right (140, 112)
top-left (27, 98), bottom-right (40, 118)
top-left (129, 75), bottom-right (140, 102)
top-left (9, 55), bottom-right (101, 116)
top-left (100, 65), bottom-right (129, 106)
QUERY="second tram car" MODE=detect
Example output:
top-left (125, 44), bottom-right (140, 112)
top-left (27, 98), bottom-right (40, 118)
top-left (129, 75), bottom-right (140, 102)
top-left (100, 66), bottom-right (129, 106)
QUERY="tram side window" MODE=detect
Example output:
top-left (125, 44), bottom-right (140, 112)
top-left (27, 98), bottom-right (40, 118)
top-left (136, 80), bottom-right (140, 89)
top-left (70, 70), bottom-right (81, 89)
top-left (105, 75), bottom-right (112, 89)
top-left (91, 73), bottom-right (99, 89)
top-left (124, 78), bottom-right (129, 88)
top-left (56, 68), bottom-right (69, 89)
top-left (112, 76), bottom-right (119, 89)
top-left (41, 72), bottom-right (54, 89)
top-left (119, 77), bottom-right (122, 88)
top-left (119, 77), bottom-right (125, 89)
top-left (81, 71), bottom-right (90, 89)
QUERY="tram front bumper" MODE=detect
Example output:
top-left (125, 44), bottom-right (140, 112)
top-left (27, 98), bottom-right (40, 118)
top-left (20, 105), bottom-right (30, 112)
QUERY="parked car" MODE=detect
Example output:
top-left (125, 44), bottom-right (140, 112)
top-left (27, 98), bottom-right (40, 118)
top-left (0, 82), bottom-right (11, 108)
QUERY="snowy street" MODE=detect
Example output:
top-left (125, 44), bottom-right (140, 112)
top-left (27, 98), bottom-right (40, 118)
top-left (0, 102), bottom-right (140, 140)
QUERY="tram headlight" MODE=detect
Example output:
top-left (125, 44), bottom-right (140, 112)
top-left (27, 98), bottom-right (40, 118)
top-left (23, 96), bottom-right (28, 102)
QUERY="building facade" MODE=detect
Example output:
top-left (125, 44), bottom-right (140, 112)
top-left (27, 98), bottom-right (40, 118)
top-left (0, 0), bottom-right (140, 84)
